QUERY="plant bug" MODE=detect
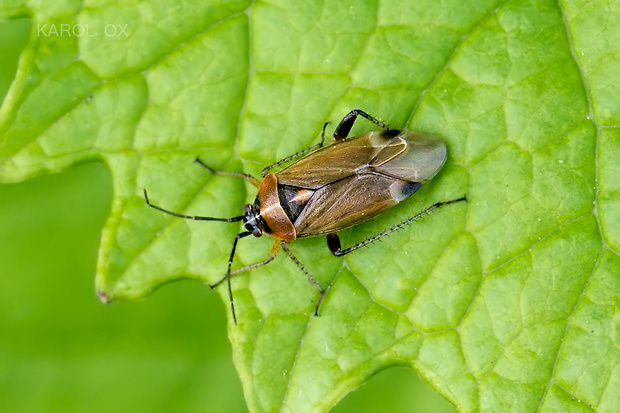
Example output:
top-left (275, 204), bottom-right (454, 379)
top-left (144, 110), bottom-right (466, 324)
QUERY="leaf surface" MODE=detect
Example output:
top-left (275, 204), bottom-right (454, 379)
top-left (1, 0), bottom-right (619, 411)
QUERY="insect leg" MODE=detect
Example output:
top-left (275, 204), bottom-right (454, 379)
top-left (194, 158), bottom-right (261, 188)
top-left (210, 240), bottom-right (282, 287)
top-left (218, 231), bottom-right (252, 325)
top-left (280, 242), bottom-right (325, 316)
top-left (261, 122), bottom-right (330, 177)
top-left (328, 197), bottom-right (467, 257)
top-left (143, 189), bottom-right (244, 222)
top-left (333, 109), bottom-right (390, 141)
top-left (326, 233), bottom-right (342, 254)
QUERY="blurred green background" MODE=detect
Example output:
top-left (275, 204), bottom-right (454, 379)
top-left (0, 18), bottom-right (455, 412)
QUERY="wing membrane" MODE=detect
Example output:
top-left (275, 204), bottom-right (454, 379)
top-left (276, 132), bottom-right (403, 188)
top-left (275, 129), bottom-right (445, 236)
top-left (294, 174), bottom-right (407, 236)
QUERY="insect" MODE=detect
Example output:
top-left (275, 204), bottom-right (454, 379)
top-left (144, 110), bottom-right (466, 324)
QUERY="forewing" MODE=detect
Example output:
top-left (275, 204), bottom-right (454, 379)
top-left (294, 173), bottom-right (418, 237)
top-left (277, 129), bottom-right (446, 189)
top-left (276, 132), bottom-right (388, 188)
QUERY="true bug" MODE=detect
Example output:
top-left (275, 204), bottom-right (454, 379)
top-left (144, 110), bottom-right (465, 324)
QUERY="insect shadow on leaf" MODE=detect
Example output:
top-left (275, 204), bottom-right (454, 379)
top-left (144, 110), bottom-right (466, 325)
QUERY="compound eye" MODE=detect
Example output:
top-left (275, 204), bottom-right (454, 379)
top-left (244, 204), bottom-right (252, 214)
top-left (252, 228), bottom-right (262, 238)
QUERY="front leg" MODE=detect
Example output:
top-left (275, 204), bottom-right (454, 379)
top-left (210, 238), bottom-right (282, 325)
top-left (195, 158), bottom-right (261, 188)
top-left (210, 239), bottom-right (282, 288)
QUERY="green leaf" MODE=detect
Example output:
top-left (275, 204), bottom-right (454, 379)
top-left (1, 0), bottom-right (619, 412)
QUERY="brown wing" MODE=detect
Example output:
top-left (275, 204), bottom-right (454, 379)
top-left (276, 130), bottom-right (446, 189)
top-left (276, 131), bottom-right (406, 189)
top-left (294, 173), bottom-right (421, 237)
